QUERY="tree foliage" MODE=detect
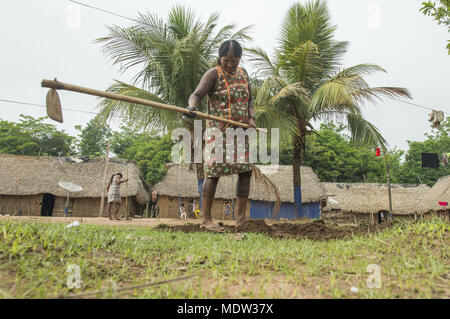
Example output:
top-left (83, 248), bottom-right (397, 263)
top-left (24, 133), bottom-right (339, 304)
top-left (280, 122), bottom-right (404, 183)
top-left (110, 126), bottom-right (174, 188)
top-left (394, 118), bottom-right (450, 185)
top-left (0, 115), bottom-right (75, 156)
top-left (420, 0), bottom-right (450, 54)
top-left (75, 119), bottom-right (112, 157)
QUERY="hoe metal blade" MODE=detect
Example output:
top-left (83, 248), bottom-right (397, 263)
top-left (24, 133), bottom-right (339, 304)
top-left (46, 88), bottom-right (63, 123)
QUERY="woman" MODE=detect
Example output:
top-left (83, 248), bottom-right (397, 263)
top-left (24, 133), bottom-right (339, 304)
top-left (106, 172), bottom-right (129, 220)
top-left (188, 40), bottom-right (256, 231)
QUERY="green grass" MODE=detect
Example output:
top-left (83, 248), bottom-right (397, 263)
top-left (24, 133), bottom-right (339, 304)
top-left (0, 217), bottom-right (448, 298)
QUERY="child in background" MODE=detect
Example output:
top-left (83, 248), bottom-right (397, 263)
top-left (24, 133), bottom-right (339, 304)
top-left (179, 204), bottom-right (188, 219)
top-left (192, 199), bottom-right (200, 219)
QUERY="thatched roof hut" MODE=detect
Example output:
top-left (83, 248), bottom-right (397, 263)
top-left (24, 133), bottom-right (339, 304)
top-left (428, 175), bottom-right (450, 211)
top-left (153, 163), bottom-right (325, 203)
top-left (0, 154), bottom-right (150, 204)
top-left (322, 182), bottom-right (432, 215)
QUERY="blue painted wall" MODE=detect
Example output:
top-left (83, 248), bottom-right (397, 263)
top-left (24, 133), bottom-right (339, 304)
top-left (250, 200), bottom-right (321, 220)
top-left (197, 178), bottom-right (204, 209)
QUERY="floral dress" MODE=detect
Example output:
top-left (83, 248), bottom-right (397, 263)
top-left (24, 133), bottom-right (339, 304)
top-left (204, 66), bottom-right (253, 178)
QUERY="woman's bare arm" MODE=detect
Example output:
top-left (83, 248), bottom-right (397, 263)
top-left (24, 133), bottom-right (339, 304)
top-left (242, 68), bottom-right (255, 128)
top-left (188, 68), bottom-right (218, 108)
top-left (241, 68), bottom-right (254, 118)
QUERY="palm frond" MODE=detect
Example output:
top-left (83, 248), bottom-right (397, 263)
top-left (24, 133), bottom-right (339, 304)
top-left (252, 165), bottom-right (281, 216)
top-left (277, 0), bottom-right (348, 90)
top-left (245, 47), bottom-right (280, 78)
top-left (96, 81), bottom-right (181, 131)
top-left (167, 5), bottom-right (197, 38)
top-left (331, 64), bottom-right (387, 80)
top-left (230, 25), bottom-right (254, 44)
top-left (346, 113), bottom-right (388, 149)
top-left (311, 64), bottom-right (412, 116)
top-left (96, 5), bottom-right (254, 132)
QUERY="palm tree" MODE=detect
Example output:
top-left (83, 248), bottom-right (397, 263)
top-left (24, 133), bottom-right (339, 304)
top-left (249, 0), bottom-right (412, 218)
top-left (95, 5), bottom-right (253, 201)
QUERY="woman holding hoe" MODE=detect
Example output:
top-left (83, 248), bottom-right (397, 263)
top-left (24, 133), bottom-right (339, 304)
top-left (188, 40), bottom-right (256, 231)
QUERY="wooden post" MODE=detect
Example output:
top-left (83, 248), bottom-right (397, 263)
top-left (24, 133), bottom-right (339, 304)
top-left (126, 166), bottom-right (129, 220)
top-left (99, 142), bottom-right (110, 217)
top-left (384, 154), bottom-right (393, 222)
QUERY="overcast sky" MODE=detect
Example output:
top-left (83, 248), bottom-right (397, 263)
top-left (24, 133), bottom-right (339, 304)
top-left (0, 0), bottom-right (449, 153)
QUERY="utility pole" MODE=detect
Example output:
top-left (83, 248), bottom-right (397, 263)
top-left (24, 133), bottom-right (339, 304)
top-left (99, 141), bottom-right (110, 217)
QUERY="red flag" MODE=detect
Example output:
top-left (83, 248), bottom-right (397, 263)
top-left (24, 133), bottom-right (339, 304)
top-left (375, 148), bottom-right (381, 157)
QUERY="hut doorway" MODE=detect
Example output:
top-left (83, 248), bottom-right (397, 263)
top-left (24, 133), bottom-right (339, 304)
top-left (41, 193), bottom-right (55, 216)
top-left (377, 210), bottom-right (388, 224)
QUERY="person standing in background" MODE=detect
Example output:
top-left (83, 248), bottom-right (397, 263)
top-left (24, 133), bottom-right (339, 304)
top-left (107, 173), bottom-right (128, 220)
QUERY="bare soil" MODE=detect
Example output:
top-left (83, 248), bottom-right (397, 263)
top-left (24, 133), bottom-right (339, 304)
top-left (158, 219), bottom-right (393, 240)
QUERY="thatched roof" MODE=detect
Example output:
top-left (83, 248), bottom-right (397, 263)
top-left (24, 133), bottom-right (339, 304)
top-left (153, 163), bottom-right (325, 203)
top-left (428, 175), bottom-right (450, 210)
top-left (0, 154), bottom-right (150, 204)
top-left (322, 182), bottom-right (433, 215)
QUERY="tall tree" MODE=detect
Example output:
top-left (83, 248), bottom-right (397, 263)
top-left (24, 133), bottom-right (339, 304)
top-left (249, 0), bottom-right (411, 218)
top-left (0, 115), bottom-right (75, 156)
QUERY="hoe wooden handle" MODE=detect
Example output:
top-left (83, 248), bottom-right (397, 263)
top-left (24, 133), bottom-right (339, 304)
top-left (41, 79), bottom-right (267, 133)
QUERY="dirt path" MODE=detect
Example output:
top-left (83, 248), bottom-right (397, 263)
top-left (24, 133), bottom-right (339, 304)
top-left (0, 215), bottom-right (222, 227)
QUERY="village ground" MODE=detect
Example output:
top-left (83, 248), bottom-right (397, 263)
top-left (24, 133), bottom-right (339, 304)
top-left (0, 215), bottom-right (448, 299)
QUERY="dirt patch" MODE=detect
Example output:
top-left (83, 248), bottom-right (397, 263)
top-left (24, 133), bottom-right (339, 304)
top-left (157, 219), bottom-right (393, 241)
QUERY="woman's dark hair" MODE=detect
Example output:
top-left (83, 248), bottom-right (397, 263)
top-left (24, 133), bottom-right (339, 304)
top-left (108, 173), bottom-right (122, 184)
top-left (217, 40), bottom-right (242, 66)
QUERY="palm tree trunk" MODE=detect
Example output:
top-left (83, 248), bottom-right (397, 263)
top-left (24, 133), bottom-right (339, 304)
top-left (196, 163), bottom-right (204, 209)
top-left (292, 136), bottom-right (304, 219)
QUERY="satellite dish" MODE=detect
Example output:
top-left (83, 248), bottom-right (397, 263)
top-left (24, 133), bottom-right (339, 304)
top-left (58, 181), bottom-right (83, 217)
top-left (58, 181), bottom-right (83, 193)
top-left (328, 197), bottom-right (339, 205)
